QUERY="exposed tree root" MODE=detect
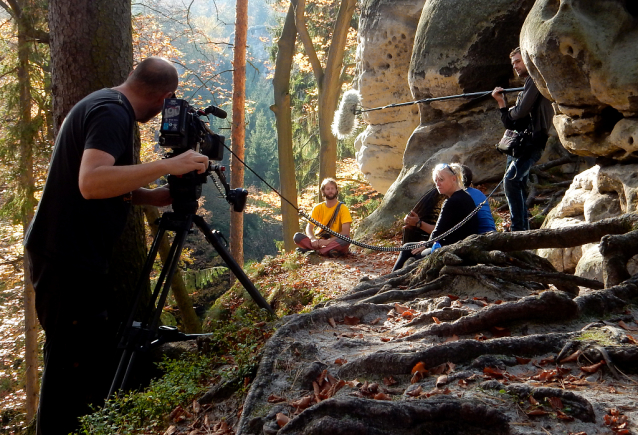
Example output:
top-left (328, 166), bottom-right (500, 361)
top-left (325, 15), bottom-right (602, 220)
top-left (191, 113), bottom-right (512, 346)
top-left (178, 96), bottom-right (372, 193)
top-left (338, 333), bottom-right (573, 378)
top-left (272, 398), bottom-right (510, 435)
top-left (480, 381), bottom-right (596, 423)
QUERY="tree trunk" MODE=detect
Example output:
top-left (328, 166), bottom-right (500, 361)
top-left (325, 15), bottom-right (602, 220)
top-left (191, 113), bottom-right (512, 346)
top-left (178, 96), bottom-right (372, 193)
top-left (292, 0), bottom-right (356, 194)
top-left (230, 0), bottom-right (247, 272)
top-left (317, 0), bottom-right (356, 185)
top-left (16, 7), bottom-right (38, 420)
top-left (48, 0), bottom-right (145, 323)
top-left (271, 3), bottom-right (299, 252)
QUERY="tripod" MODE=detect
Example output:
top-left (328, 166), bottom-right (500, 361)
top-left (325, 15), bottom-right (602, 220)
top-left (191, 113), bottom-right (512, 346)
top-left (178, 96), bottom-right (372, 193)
top-left (109, 169), bottom-right (274, 398)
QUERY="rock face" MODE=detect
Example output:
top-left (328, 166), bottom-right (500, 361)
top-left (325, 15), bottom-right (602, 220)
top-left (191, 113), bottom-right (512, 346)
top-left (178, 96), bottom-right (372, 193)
top-left (520, 1), bottom-right (638, 160)
top-left (353, 0), bottom-right (425, 193)
top-left (538, 164), bottom-right (638, 277)
top-left (357, 0), bottom-right (536, 234)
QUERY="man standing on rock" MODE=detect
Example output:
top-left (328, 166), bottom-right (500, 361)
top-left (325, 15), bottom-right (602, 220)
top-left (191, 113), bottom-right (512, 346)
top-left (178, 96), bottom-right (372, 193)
top-left (294, 178), bottom-right (352, 257)
top-left (492, 47), bottom-right (554, 231)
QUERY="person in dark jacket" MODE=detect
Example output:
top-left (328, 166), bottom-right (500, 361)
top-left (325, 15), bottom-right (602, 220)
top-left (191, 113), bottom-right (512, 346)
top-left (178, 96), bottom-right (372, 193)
top-left (392, 163), bottom-right (479, 271)
top-left (492, 47), bottom-right (554, 231)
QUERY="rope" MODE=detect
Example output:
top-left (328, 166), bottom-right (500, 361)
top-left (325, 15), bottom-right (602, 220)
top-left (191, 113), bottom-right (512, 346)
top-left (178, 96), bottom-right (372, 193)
top-left (217, 139), bottom-right (504, 252)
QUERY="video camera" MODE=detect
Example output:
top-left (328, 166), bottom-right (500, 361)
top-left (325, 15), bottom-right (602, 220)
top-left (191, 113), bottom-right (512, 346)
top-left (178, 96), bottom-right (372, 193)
top-left (157, 98), bottom-right (247, 214)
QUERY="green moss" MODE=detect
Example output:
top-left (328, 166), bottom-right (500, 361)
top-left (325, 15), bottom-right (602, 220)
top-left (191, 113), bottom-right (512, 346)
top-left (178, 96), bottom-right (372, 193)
top-left (576, 329), bottom-right (616, 346)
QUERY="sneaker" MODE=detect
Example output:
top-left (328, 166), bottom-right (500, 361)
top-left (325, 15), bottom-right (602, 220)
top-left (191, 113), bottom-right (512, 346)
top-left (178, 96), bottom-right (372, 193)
top-left (295, 247), bottom-right (312, 254)
top-left (328, 249), bottom-right (342, 258)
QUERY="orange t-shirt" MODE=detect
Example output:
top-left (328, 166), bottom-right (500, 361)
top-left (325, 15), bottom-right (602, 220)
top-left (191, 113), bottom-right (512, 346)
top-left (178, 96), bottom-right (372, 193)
top-left (311, 202), bottom-right (352, 236)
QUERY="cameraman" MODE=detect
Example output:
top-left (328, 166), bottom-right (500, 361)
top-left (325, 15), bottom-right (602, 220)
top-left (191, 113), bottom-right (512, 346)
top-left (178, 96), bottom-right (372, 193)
top-left (24, 57), bottom-right (208, 435)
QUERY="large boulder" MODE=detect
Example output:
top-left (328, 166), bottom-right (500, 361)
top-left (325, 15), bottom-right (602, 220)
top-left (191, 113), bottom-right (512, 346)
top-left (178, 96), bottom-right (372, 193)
top-left (520, 1), bottom-right (638, 160)
top-left (357, 0), bottom-right (536, 234)
top-left (353, 0), bottom-right (425, 193)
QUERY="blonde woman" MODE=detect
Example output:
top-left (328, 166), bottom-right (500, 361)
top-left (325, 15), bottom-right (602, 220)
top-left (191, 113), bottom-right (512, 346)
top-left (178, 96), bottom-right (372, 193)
top-left (392, 163), bottom-right (479, 271)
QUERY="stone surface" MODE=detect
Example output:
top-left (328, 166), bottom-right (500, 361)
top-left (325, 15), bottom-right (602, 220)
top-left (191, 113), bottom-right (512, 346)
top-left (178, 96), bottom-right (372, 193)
top-left (520, 1), bottom-right (638, 160)
top-left (539, 164), bottom-right (638, 278)
top-left (354, 0), bottom-right (425, 193)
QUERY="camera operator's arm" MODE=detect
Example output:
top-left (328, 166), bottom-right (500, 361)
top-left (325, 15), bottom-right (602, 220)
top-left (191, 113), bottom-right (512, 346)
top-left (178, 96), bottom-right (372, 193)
top-left (79, 148), bottom-right (208, 200)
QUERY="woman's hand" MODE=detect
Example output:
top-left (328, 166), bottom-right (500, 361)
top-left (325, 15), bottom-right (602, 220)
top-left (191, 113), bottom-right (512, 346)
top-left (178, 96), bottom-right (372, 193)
top-left (404, 211), bottom-right (419, 227)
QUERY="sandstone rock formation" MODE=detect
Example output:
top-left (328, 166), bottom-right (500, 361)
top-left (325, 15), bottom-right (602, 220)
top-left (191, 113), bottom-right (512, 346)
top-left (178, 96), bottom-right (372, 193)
top-left (539, 164), bottom-right (638, 279)
top-left (520, 0), bottom-right (638, 160)
top-left (357, 0), bottom-right (536, 235)
top-left (353, 0), bottom-right (425, 193)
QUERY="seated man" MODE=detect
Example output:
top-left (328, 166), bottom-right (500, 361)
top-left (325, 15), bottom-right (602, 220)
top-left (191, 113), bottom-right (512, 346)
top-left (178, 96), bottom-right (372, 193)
top-left (294, 178), bottom-right (352, 257)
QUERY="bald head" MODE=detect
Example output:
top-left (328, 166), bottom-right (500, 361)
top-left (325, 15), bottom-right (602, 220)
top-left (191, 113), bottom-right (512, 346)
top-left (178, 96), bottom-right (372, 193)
top-left (127, 57), bottom-right (178, 98)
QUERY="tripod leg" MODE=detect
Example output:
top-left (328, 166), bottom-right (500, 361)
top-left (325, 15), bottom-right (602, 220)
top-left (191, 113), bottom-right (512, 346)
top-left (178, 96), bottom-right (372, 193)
top-left (193, 215), bottom-right (275, 316)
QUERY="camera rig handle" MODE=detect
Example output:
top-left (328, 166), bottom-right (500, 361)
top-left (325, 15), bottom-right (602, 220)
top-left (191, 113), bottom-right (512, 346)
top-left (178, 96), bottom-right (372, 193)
top-left (210, 164), bottom-right (248, 213)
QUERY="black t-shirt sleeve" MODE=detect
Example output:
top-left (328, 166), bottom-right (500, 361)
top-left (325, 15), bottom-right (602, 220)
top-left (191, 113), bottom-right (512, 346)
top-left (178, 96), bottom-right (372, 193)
top-left (84, 103), bottom-right (132, 162)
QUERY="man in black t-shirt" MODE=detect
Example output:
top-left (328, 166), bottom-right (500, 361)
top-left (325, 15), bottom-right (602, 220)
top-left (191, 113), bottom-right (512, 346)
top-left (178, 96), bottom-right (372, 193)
top-left (24, 57), bottom-right (210, 435)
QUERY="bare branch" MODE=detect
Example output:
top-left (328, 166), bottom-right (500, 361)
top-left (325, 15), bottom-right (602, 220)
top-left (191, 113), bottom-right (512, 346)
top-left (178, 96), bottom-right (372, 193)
top-left (291, 0), bottom-right (324, 86)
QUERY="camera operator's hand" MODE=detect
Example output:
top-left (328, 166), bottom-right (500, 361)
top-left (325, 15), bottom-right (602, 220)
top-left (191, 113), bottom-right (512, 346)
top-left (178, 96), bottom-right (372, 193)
top-left (133, 186), bottom-right (172, 206)
top-left (166, 150), bottom-right (209, 175)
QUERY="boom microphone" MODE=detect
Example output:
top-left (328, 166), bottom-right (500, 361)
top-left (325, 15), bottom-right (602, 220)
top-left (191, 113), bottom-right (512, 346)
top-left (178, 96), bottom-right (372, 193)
top-left (332, 89), bottom-right (361, 139)
top-left (331, 87), bottom-right (525, 139)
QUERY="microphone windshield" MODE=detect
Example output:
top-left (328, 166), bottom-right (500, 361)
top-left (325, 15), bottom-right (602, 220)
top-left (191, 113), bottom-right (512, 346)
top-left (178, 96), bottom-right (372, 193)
top-left (332, 89), bottom-right (361, 139)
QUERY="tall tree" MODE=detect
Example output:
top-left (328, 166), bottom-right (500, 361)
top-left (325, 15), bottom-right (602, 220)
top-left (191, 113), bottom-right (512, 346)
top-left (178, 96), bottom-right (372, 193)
top-left (48, 0), bottom-right (144, 326)
top-left (0, 0), bottom-right (49, 420)
top-left (291, 0), bottom-right (356, 189)
top-left (230, 0), bottom-right (248, 269)
top-left (271, 3), bottom-right (299, 252)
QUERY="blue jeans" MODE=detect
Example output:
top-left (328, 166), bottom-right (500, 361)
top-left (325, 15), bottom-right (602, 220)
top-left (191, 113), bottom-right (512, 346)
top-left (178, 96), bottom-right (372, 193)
top-left (504, 148), bottom-right (542, 231)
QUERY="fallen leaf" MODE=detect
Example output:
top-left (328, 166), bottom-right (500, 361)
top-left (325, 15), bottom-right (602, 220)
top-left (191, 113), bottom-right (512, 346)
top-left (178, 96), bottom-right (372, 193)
top-left (394, 303), bottom-right (410, 314)
top-left (529, 396), bottom-right (539, 406)
top-left (380, 337), bottom-right (391, 342)
top-left (370, 317), bottom-right (381, 325)
top-left (432, 316), bottom-right (441, 324)
top-left (436, 375), bottom-right (448, 388)
top-left (515, 356), bottom-right (532, 365)
top-left (328, 317), bottom-right (336, 328)
top-left (276, 413), bottom-right (290, 428)
top-left (447, 294), bottom-right (459, 301)
top-left (618, 320), bottom-right (638, 331)
top-left (483, 367), bottom-right (504, 379)
top-left (267, 394), bottom-right (286, 403)
top-left (164, 426), bottom-right (177, 435)
top-left (444, 335), bottom-right (459, 343)
top-left (474, 333), bottom-right (487, 341)
top-left (334, 358), bottom-right (347, 365)
top-left (490, 326), bottom-right (511, 338)
top-left (538, 356), bottom-right (555, 366)
top-left (526, 409), bottom-right (549, 416)
top-left (627, 335), bottom-right (638, 344)
top-left (411, 361), bottom-right (428, 375)
top-left (192, 400), bottom-right (201, 414)
top-left (344, 316), bottom-right (360, 325)
top-left (423, 387), bottom-right (451, 397)
top-left (383, 376), bottom-right (397, 386)
top-left (406, 385), bottom-right (422, 396)
top-left (291, 395), bottom-right (313, 410)
top-left (547, 396), bottom-right (563, 410)
top-left (580, 360), bottom-right (605, 373)
top-left (556, 410), bottom-right (574, 421)
top-left (374, 392), bottom-right (392, 401)
top-left (410, 371), bottom-right (423, 384)
top-left (559, 350), bottom-right (582, 364)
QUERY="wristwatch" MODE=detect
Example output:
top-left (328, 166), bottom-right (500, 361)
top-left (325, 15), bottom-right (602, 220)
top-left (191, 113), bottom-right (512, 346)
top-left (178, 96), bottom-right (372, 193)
top-left (416, 219), bottom-right (422, 229)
